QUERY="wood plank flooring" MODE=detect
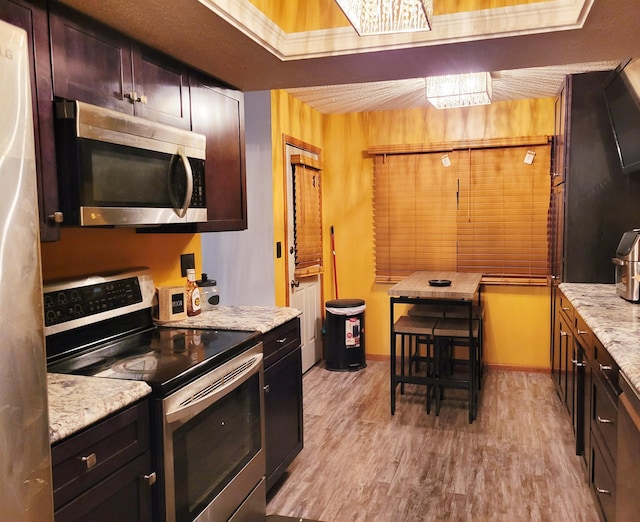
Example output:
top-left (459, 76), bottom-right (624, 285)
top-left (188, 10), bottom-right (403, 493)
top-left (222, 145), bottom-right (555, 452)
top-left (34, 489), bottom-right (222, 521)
top-left (266, 360), bottom-right (599, 521)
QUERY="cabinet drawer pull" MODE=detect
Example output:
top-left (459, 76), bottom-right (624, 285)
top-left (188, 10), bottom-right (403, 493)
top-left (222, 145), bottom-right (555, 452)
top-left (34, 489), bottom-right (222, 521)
top-left (276, 337), bottom-right (287, 344)
top-left (597, 415), bottom-right (613, 425)
top-left (144, 472), bottom-right (156, 486)
top-left (599, 364), bottom-right (612, 372)
top-left (577, 329), bottom-right (587, 336)
top-left (571, 359), bottom-right (585, 367)
top-left (80, 453), bottom-right (97, 470)
top-left (561, 306), bottom-right (570, 312)
top-left (595, 487), bottom-right (611, 495)
top-left (560, 331), bottom-right (569, 337)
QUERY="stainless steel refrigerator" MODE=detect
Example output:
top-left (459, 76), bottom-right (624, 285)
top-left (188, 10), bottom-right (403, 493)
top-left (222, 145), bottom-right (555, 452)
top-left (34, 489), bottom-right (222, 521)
top-left (0, 19), bottom-right (54, 521)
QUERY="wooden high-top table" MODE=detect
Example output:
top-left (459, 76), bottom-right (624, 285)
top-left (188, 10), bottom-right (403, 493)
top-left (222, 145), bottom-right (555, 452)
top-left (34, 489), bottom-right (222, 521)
top-left (388, 271), bottom-right (483, 420)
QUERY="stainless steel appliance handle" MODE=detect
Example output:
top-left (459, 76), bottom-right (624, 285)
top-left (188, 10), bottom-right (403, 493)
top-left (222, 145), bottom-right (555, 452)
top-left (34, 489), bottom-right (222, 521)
top-left (165, 353), bottom-right (262, 424)
top-left (175, 148), bottom-right (193, 218)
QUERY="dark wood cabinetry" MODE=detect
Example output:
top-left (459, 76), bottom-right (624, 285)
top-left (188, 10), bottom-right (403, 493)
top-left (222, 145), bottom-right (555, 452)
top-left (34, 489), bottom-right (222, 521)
top-left (263, 318), bottom-right (303, 492)
top-left (190, 76), bottom-right (247, 231)
top-left (51, 400), bottom-right (154, 522)
top-left (0, 0), bottom-right (59, 242)
top-left (49, 3), bottom-right (191, 130)
top-left (616, 374), bottom-right (640, 521)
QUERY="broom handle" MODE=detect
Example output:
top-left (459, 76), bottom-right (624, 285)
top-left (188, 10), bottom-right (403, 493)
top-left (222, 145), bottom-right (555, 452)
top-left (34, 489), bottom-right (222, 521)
top-left (331, 226), bottom-right (339, 299)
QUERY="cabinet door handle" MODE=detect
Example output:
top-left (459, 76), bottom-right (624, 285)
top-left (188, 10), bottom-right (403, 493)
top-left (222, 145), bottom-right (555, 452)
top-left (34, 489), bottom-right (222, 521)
top-left (143, 472), bottom-right (156, 486)
top-left (263, 384), bottom-right (270, 393)
top-left (571, 359), bottom-right (585, 367)
top-left (276, 337), bottom-right (288, 344)
top-left (80, 453), bottom-right (97, 470)
top-left (597, 415), bottom-right (613, 425)
top-left (599, 364), bottom-right (612, 372)
top-left (595, 487), bottom-right (611, 495)
top-left (561, 306), bottom-right (570, 312)
top-left (124, 92), bottom-right (148, 104)
top-left (577, 329), bottom-right (588, 336)
top-left (560, 331), bottom-right (569, 337)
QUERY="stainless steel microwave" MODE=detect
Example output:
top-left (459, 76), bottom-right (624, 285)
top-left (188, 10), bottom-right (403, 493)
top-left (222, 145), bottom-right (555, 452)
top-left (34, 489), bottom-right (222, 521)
top-left (54, 100), bottom-right (207, 227)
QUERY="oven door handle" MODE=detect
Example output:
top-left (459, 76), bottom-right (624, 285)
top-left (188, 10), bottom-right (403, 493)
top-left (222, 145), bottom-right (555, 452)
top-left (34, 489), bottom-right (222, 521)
top-left (164, 353), bottom-right (262, 425)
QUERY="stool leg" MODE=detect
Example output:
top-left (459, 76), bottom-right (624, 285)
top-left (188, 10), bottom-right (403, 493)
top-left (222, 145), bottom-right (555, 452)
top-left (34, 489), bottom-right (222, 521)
top-left (400, 334), bottom-right (406, 395)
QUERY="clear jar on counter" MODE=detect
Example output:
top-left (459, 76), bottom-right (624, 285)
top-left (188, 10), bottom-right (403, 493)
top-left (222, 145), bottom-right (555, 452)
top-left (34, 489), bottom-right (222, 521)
top-left (197, 273), bottom-right (219, 310)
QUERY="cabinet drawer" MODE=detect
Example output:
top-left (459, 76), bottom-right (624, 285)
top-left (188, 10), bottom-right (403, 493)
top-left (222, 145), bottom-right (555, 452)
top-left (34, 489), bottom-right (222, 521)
top-left (593, 337), bottom-right (620, 395)
top-left (592, 373), bottom-right (618, 461)
top-left (574, 313), bottom-right (592, 361)
top-left (556, 291), bottom-right (574, 324)
top-left (592, 435), bottom-right (616, 522)
top-left (51, 400), bottom-right (150, 510)
top-left (263, 318), bottom-right (301, 368)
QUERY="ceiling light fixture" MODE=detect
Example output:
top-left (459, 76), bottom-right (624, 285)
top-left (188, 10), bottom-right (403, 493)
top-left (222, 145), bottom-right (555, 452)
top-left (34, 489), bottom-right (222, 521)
top-left (335, 0), bottom-right (433, 36)
top-left (425, 72), bottom-right (492, 109)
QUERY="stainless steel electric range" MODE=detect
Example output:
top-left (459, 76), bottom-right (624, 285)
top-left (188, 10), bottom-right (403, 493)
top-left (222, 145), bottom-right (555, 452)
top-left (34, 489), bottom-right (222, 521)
top-left (45, 268), bottom-right (266, 522)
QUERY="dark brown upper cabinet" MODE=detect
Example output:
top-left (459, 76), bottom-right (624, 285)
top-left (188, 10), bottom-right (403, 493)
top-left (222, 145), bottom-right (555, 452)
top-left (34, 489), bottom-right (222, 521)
top-left (49, 3), bottom-right (191, 130)
top-left (1, 0), bottom-right (60, 242)
top-left (190, 75), bottom-right (247, 232)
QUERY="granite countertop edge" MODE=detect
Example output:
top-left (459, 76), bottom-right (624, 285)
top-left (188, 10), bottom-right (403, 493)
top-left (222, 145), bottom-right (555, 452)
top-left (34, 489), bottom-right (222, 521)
top-left (48, 305), bottom-right (301, 444)
top-left (559, 283), bottom-right (640, 396)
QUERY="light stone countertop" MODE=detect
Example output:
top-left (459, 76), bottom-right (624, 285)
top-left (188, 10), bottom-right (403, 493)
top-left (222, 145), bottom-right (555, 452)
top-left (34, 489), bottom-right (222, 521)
top-left (48, 373), bottom-right (151, 444)
top-left (48, 305), bottom-right (300, 443)
top-left (159, 305), bottom-right (302, 333)
top-left (559, 283), bottom-right (640, 395)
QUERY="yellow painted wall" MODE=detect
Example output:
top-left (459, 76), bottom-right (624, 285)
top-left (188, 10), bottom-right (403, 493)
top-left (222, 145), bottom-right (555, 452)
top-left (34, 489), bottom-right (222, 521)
top-left (271, 90), bottom-right (324, 306)
top-left (275, 95), bottom-right (555, 370)
top-left (40, 228), bottom-right (201, 287)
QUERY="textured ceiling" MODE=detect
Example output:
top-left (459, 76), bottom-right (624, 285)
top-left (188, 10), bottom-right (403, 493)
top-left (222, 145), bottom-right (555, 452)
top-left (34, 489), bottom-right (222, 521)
top-left (287, 61), bottom-right (620, 113)
top-left (57, 0), bottom-right (637, 113)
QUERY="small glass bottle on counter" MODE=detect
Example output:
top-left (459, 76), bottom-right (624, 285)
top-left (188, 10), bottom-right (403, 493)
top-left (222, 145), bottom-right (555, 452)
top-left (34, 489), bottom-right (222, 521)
top-left (185, 268), bottom-right (202, 316)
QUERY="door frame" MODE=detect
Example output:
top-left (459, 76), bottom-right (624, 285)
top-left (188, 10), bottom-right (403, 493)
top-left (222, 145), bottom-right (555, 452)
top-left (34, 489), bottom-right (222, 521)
top-left (281, 134), bottom-right (324, 306)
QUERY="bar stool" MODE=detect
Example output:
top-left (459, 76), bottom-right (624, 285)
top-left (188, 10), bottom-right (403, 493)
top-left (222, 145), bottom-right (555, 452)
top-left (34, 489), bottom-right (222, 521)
top-left (442, 303), bottom-right (485, 388)
top-left (431, 317), bottom-right (481, 423)
top-left (390, 315), bottom-right (438, 414)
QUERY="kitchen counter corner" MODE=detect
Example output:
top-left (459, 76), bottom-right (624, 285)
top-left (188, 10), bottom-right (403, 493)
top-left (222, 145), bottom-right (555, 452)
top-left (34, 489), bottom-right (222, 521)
top-left (160, 305), bottom-right (302, 333)
top-left (48, 373), bottom-right (151, 444)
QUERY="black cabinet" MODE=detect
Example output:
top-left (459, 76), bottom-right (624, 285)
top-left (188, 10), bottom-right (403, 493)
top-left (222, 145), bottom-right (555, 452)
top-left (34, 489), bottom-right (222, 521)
top-left (0, 0), bottom-right (59, 242)
top-left (49, 3), bottom-right (190, 129)
top-left (190, 76), bottom-right (247, 231)
top-left (616, 374), bottom-right (640, 521)
top-left (51, 400), bottom-right (154, 522)
top-left (263, 318), bottom-right (303, 492)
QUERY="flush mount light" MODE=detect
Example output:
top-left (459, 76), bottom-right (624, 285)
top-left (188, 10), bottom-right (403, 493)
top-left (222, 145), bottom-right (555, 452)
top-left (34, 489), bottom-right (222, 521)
top-left (335, 0), bottom-right (433, 36)
top-left (425, 72), bottom-right (492, 109)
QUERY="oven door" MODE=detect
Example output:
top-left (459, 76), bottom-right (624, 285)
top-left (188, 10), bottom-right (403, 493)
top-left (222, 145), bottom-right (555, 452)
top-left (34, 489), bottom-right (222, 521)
top-left (161, 343), bottom-right (265, 522)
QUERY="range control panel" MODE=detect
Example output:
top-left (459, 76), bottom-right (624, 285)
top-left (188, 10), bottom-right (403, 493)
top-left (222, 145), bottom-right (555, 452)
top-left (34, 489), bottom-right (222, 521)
top-left (44, 277), bottom-right (143, 327)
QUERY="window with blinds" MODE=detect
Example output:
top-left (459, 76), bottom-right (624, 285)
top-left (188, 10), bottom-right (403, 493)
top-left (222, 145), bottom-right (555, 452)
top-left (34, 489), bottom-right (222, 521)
top-left (373, 142), bottom-right (551, 284)
top-left (292, 155), bottom-right (323, 277)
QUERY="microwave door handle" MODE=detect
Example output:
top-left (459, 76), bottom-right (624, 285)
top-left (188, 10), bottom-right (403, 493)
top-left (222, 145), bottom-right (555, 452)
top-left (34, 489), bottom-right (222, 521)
top-left (174, 148), bottom-right (193, 218)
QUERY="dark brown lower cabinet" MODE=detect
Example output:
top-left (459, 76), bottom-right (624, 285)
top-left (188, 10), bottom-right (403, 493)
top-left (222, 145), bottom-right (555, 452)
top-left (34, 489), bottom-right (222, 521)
top-left (616, 375), bottom-right (640, 521)
top-left (51, 400), bottom-right (154, 521)
top-left (263, 318), bottom-right (303, 492)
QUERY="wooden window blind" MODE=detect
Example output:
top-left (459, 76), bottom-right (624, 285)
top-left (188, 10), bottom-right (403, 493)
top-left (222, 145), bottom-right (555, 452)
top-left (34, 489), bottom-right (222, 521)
top-left (374, 152), bottom-right (458, 281)
top-left (373, 142), bottom-right (551, 284)
top-left (292, 155), bottom-right (323, 277)
top-left (456, 145), bottom-right (551, 283)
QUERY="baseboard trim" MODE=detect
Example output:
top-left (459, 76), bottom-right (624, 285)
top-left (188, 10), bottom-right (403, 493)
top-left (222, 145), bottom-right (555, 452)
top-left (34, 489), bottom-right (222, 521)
top-left (363, 354), bottom-right (550, 374)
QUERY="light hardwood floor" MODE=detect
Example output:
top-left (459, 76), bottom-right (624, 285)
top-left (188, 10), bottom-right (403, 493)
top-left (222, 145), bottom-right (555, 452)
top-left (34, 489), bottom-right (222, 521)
top-left (266, 360), bottom-right (600, 521)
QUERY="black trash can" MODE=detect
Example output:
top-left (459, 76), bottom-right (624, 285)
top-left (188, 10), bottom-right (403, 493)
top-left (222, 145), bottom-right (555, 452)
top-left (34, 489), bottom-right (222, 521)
top-left (324, 298), bottom-right (366, 371)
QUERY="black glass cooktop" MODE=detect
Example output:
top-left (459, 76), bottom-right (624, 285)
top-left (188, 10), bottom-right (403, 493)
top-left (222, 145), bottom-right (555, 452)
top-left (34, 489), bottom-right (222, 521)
top-left (47, 326), bottom-right (260, 395)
